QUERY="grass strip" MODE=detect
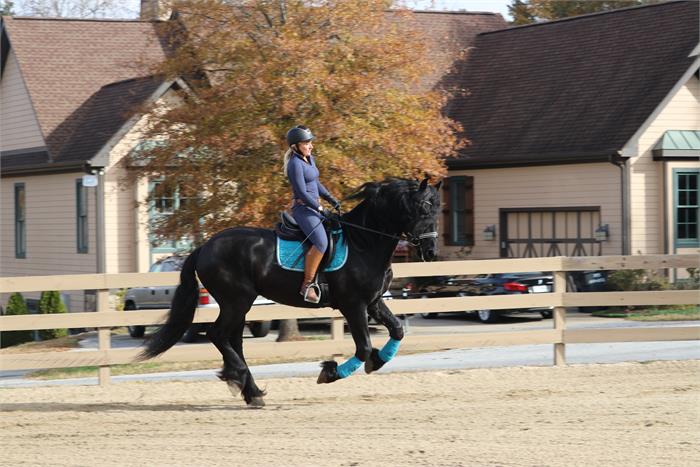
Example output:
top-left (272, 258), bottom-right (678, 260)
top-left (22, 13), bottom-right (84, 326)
top-left (592, 306), bottom-right (699, 321)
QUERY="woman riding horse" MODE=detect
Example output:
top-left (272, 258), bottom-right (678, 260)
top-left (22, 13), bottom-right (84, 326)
top-left (283, 125), bottom-right (340, 303)
top-left (139, 176), bottom-right (440, 407)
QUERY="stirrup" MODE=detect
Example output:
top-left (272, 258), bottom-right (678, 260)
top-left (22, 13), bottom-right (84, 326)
top-left (301, 282), bottom-right (321, 304)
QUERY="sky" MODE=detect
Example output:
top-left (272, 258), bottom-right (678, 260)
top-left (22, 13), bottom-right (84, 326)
top-left (410, 0), bottom-right (512, 18)
top-left (12, 1), bottom-right (513, 21)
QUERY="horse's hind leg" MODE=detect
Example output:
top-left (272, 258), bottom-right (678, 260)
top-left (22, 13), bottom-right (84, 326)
top-left (206, 295), bottom-right (263, 407)
top-left (229, 323), bottom-right (265, 407)
top-left (365, 298), bottom-right (404, 374)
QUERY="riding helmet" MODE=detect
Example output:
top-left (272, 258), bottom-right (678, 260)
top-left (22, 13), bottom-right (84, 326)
top-left (286, 125), bottom-right (314, 146)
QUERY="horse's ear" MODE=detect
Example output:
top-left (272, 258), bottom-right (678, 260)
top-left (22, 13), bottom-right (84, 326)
top-left (419, 177), bottom-right (429, 191)
top-left (435, 180), bottom-right (442, 191)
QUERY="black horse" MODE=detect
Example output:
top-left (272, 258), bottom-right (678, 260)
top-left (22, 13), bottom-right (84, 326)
top-left (139, 177), bottom-right (441, 406)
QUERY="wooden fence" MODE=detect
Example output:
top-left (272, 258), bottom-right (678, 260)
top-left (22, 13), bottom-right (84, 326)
top-left (1, 254), bottom-right (698, 386)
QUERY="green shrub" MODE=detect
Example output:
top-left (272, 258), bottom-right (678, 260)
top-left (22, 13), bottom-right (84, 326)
top-left (114, 288), bottom-right (127, 311)
top-left (607, 269), bottom-right (670, 312)
top-left (607, 269), bottom-right (669, 292)
top-left (674, 268), bottom-right (699, 290)
top-left (1, 292), bottom-right (34, 348)
top-left (38, 291), bottom-right (68, 340)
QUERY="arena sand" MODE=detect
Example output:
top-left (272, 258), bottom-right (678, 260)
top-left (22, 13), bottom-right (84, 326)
top-left (1, 360), bottom-right (698, 467)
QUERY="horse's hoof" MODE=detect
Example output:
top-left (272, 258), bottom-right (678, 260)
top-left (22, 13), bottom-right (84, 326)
top-left (248, 396), bottom-right (266, 408)
top-left (364, 348), bottom-right (385, 374)
top-left (317, 360), bottom-right (340, 384)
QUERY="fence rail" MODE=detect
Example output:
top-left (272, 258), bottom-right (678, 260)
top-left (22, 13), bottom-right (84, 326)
top-left (1, 255), bottom-right (698, 385)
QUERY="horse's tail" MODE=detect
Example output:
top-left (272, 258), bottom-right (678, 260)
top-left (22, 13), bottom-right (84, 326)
top-left (137, 247), bottom-right (201, 361)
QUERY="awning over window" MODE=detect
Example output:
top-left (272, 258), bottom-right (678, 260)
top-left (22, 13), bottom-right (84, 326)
top-left (652, 130), bottom-right (700, 159)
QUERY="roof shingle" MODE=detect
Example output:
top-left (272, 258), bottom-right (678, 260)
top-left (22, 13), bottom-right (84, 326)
top-left (2, 17), bottom-right (170, 162)
top-left (445, 0), bottom-right (699, 168)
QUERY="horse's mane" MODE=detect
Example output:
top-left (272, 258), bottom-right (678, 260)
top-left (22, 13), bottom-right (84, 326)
top-left (345, 178), bottom-right (421, 205)
top-left (343, 178), bottom-right (430, 234)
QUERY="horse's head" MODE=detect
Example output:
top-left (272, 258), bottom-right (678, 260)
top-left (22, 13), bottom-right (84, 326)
top-left (346, 177), bottom-right (442, 261)
top-left (403, 177), bottom-right (441, 261)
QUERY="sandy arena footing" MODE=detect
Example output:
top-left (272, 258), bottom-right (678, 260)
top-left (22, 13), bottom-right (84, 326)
top-left (1, 360), bottom-right (698, 466)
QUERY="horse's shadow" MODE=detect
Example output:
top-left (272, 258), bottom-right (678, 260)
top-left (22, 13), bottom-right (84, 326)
top-left (1, 402), bottom-right (255, 413)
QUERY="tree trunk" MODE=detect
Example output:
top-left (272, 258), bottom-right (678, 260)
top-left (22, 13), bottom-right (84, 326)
top-left (276, 319), bottom-right (301, 342)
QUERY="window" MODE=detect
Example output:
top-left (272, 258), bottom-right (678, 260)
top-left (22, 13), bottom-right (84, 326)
top-left (675, 169), bottom-right (699, 247)
top-left (148, 180), bottom-right (195, 253)
top-left (14, 183), bottom-right (26, 258)
top-left (152, 181), bottom-right (176, 214)
top-left (76, 179), bottom-right (88, 253)
top-left (442, 176), bottom-right (474, 246)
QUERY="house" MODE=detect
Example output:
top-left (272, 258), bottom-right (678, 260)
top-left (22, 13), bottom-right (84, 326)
top-left (439, 0), bottom-right (699, 281)
top-left (0, 14), bottom-right (186, 310)
top-left (0, 4), bottom-right (505, 310)
top-left (4, 0), bottom-right (694, 314)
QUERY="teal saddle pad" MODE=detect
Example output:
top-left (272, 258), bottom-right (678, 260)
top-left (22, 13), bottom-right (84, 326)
top-left (276, 230), bottom-right (348, 272)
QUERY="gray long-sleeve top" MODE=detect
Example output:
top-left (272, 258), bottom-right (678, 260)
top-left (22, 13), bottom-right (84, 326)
top-left (287, 152), bottom-right (331, 210)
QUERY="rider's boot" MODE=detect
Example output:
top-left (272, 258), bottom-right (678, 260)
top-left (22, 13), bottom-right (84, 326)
top-left (301, 246), bottom-right (324, 303)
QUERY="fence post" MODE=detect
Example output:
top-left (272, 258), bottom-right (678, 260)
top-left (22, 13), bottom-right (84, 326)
top-left (331, 317), bottom-right (344, 341)
top-left (553, 270), bottom-right (567, 366)
top-left (96, 288), bottom-right (111, 385)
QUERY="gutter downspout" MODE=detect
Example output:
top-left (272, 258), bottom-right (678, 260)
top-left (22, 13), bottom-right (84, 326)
top-left (94, 168), bottom-right (106, 276)
top-left (610, 153), bottom-right (630, 255)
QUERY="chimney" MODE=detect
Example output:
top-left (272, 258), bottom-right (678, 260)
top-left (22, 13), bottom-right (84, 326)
top-left (140, 0), bottom-right (172, 20)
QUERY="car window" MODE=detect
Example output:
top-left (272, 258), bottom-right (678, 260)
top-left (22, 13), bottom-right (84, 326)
top-left (160, 261), bottom-right (179, 272)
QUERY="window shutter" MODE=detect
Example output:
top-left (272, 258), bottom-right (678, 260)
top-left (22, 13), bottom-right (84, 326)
top-left (441, 178), bottom-right (452, 244)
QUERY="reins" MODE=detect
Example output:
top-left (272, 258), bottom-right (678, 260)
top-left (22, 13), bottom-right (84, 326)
top-left (329, 213), bottom-right (437, 247)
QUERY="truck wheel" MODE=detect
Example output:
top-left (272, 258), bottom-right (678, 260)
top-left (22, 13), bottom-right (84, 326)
top-left (182, 325), bottom-right (200, 343)
top-left (125, 302), bottom-right (145, 338)
top-left (477, 309), bottom-right (499, 323)
top-left (419, 295), bottom-right (438, 319)
top-left (249, 321), bottom-right (271, 338)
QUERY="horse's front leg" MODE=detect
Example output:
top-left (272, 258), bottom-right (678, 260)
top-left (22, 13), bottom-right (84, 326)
top-left (317, 303), bottom-right (371, 384)
top-left (365, 298), bottom-right (403, 374)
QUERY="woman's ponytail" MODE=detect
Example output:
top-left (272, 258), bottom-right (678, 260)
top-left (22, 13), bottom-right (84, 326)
top-left (282, 148), bottom-right (293, 177)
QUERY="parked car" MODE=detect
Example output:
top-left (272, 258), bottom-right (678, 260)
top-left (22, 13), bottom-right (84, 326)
top-left (403, 273), bottom-right (554, 322)
top-left (124, 255), bottom-right (272, 340)
top-left (400, 275), bottom-right (471, 319)
top-left (402, 275), bottom-right (472, 300)
top-left (570, 270), bottom-right (610, 312)
top-left (462, 273), bottom-right (554, 323)
top-left (406, 268), bottom-right (611, 322)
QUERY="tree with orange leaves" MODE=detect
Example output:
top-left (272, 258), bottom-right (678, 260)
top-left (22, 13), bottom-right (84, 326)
top-left (128, 0), bottom-right (462, 245)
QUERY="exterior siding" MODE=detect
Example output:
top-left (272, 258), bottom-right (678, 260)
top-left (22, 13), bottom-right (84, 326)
top-left (0, 48), bottom-right (45, 152)
top-left (102, 88), bottom-right (184, 274)
top-left (443, 163), bottom-right (622, 260)
top-left (0, 172), bottom-right (97, 311)
top-left (103, 162), bottom-right (137, 274)
top-left (629, 77), bottom-right (700, 255)
top-left (101, 112), bottom-right (145, 275)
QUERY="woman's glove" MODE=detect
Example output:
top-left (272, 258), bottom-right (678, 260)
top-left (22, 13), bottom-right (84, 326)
top-left (323, 194), bottom-right (341, 211)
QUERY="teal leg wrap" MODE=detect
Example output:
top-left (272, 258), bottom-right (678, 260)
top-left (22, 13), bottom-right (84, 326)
top-left (378, 338), bottom-right (401, 363)
top-left (337, 356), bottom-right (362, 378)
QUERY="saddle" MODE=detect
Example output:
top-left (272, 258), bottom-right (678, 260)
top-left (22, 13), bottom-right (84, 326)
top-left (274, 211), bottom-right (342, 307)
top-left (275, 211), bottom-right (340, 264)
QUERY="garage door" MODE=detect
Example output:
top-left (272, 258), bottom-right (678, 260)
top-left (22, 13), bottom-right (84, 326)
top-left (499, 207), bottom-right (602, 258)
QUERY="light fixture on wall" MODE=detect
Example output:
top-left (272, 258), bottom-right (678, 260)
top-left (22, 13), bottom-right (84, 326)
top-left (483, 225), bottom-right (496, 241)
top-left (594, 224), bottom-right (609, 242)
